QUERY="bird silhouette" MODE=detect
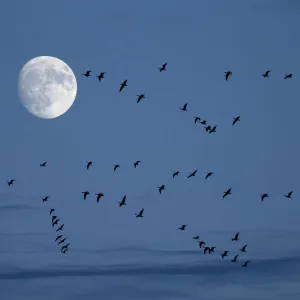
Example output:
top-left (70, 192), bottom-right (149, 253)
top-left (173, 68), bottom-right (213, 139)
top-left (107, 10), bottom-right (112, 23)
top-left (198, 241), bottom-right (206, 248)
top-left (209, 125), bottom-right (217, 133)
top-left (40, 161), bottom-right (47, 167)
top-left (223, 188), bottom-right (232, 198)
top-left (135, 208), bottom-right (144, 218)
top-left (7, 179), bottom-right (15, 186)
top-left (242, 261), bottom-right (250, 267)
top-left (119, 195), bottom-right (127, 207)
top-left (137, 94), bottom-right (145, 103)
top-left (205, 125), bottom-right (211, 132)
top-left (209, 246), bottom-right (216, 253)
top-left (180, 103), bottom-right (188, 111)
top-left (239, 245), bottom-right (247, 252)
top-left (221, 250), bottom-right (229, 259)
top-left (42, 196), bottom-right (49, 202)
top-left (159, 63), bottom-right (167, 72)
top-left (49, 208), bottom-right (55, 215)
top-left (119, 79), bottom-right (128, 92)
top-left (187, 169), bottom-right (198, 179)
top-left (61, 243), bottom-right (70, 251)
top-left (55, 235), bottom-right (63, 242)
top-left (97, 72), bottom-right (105, 81)
top-left (82, 191), bottom-right (90, 200)
top-left (178, 225), bottom-right (187, 231)
top-left (204, 246), bottom-right (211, 255)
top-left (232, 116), bottom-right (240, 126)
top-left (261, 193), bottom-right (269, 201)
top-left (56, 224), bottom-right (64, 232)
top-left (193, 236), bottom-right (200, 240)
top-left (95, 193), bottom-right (104, 203)
top-left (51, 216), bottom-right (58, 223)
top-left (114, 164), bottom-right (120, 171)
top-left (158, 185), bottom-right (165, 194)
top-left (194, 117), bottom-right (201, 124)
top-left (52, 219), bottom-right (60, 227)
top-left (133, 161), bottom-right (141, 168)
top-left (225, 71), bottom-right (232, 81)
top-left (231, 254), bottom-right (239, 263)
top-left (284, 73), bottom-right (292, 80)
top-left (232, 232), bottom-right (239, 241)
top-left (86, 161), bottom-right (92, 170)
top-left (205, 172), bottom-right (214, 180)
top-left (82, 71), bottom-right (91, 77)
top-left (173, 171), bottom-right (180, 178)
top-left (284, 191), bottom-right (293, 199)
top-left (262, 70), bottom-right (270, 78)
top-left (58, 238), bottom-right (67, 245)
top-left (200, 120), bottom-right (207, 125)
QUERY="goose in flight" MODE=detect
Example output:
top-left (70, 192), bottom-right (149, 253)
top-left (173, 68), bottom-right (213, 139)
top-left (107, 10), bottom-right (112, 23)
top-left (231, 254), bottom-right (239, 263)
top-left (135, 208), bottom-right (144, 218)
top-left (49, 208), bottom-right (55, 215)
top-left (194, 117), bottom-right (201, 124)
top-left (40, 161), bottom-right (47, 167)
top-left (221, 250), bottom-right (229, 259)
top-left (133, 161), bottom-right (141, 168)
top-left (119, 79), bottom-right (128, 92)
top-left (158, 185), bottom-right (165, 194)
top-left (86, 161), bottom-right (92, 170)
top-left (137, 94), bottom-right (145, 103)
top-left (239, 245), bottom-right (247, 253)
top-left (178, 225), bottom-right (187, 231)
top-left (42, 196), bottom-right (49, 202)
top-left (232, 116), bottom-right (240, 126)
top-left (55, 235), bottom-right (63, 242)
top-left (52, 219), bottom-right (60, 227)
top-left (284, 191), bottom-right (293, 199)
top-left (193, 236), bottom-right (200, 240)
top-left (58, 238), bottom-right (67, 245)
top-left (232, 232), bottom-right (239, 241)
top-left (82, 191), bottom-right (90, 200)
top-left (82, 70), bottom-right (91, 77)
top-left (198, 241), bottom-right (205, 248)
top-left (205, 172), bottom-right (213, 180)
top-left (223, 188), bottom-right (232, 198)
top-left (187, 169), bottom-right (198, 179)
top-left (225, 71), bottom-right (232, 81)
top-left (242, 261), bottom-right (250, 267)
top-left (159, 63), bottom-right (167, 72)
top-left (95, 193), bottom-right (104, 203)
top-left (261, 193), bottom-right (269, 201)
top-left (262, 70), bottom-right (270, 78)
top-left (7, 179), bottom-right (15, 186)
top-left (119, 195), bottom-right (127, 207)
top-left (97, 72), bottom-right (105, 81)
top-left (180, 103), bottom-right (188, 111)
top-left (209, 125), bottom-right (217, 133)
top-left (173, 171), bottom-right (180, 178)
top-left (284, 73), bottom-right (292, 80)
top-left (51, 216), bottom-right (58, 223)
top-left (56, 224), bottom-right (64, 232)
top-left (114, 164), bottom-right (120, 171)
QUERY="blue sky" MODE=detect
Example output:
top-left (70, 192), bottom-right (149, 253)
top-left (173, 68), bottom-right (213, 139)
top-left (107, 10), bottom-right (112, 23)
top-left (1, 0), bottom-right (300, 299)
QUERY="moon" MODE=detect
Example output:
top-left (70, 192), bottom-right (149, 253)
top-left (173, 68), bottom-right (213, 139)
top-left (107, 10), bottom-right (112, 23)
top-left (18, 56), bottom-right (77, 119)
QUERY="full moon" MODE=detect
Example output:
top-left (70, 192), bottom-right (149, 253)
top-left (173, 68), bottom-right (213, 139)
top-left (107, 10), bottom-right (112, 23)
top-left (18, 56), bottom-right (77, 119)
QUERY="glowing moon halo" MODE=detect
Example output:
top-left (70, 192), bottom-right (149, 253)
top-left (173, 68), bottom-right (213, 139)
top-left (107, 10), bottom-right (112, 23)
top-left (18, 56), bottom-right (77, 119)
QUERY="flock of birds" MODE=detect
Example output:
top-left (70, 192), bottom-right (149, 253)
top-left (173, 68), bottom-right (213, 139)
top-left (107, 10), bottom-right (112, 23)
top-left (6, 64), bottom-right (295, 266)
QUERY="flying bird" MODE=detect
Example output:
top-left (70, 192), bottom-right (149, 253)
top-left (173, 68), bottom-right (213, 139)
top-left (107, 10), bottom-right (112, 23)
top-left (97, 72), bottom-right (105, 81)
top-left (159, 63), bottom-right (167, 72)
top-left (42, 196), bottom-right (49, 202)
top-left (262, 70), bottom-right (270, 78)
top-left (119, 79), bottom-right (128, 92)
top-left (284, 191), bottom-right (293, 199)
top-left (158, 185), bottom-right (165, 194)
top-left (56, 224), bottom-right (64, 232)
top-left (221, 250), bottom-right (229, 259)
top-left (61, 248), bottom-right (68, 254)
top-left (52, 219), bottom-right (60, 227)
top-left (7, 179), bottom-right (15, 186)
top-left (114, 164), bottom-right (120, 171)
top-left (194, 117), bottom-right (201, 124)
top-left (223, 188), bottom-right (232, 198)
top-left (232, 232), bottom-right (239, 241)
top-left (200, 120), bottom-right (207, 125)
top-left (86, 161), bottom-right (92, 170)
top-left (187, 169), bottom-right (198, 179)
top-left (58, 238), bottom-right (67, 245)
top-left (137, 94), bottom-right (145, 103)
top-left (178, 225), bottom-right (187, 231)
top-left (239, 245), bottom-right (247, 253)
top-left (51, 216), bottom-right (58, 223)
top-left (232, 116), bottom-right (240, 126)
top-left (209, 246), bottom-right (216, 253)
top-left (231, 254), bottom-right (239, 263)
top-left (209, 125), bottom-right (217, 133)
top-left (242, 261), bottom-right (250, 267)
top-left (49, 208), bottom-right (55, 215)
top-left (180, 103), bottom-right (188, 111)
top-left (173, 171), bottom-right (180, 178)
top-left (261, 193), bottom-right (269, 201)
top-left (205, 125), bottom-right (211, 132)
top-left (119, 195), bottom-right (127, 207)
top-left (225, 71), bottom-right (232, 81)
top-left (61, 243), bottom-right (70, 251)
top-left (284, 73), bottom-right (292, 80)
top-left (204, 246), bottom-right (211, 255)
top-left (198, 241), bottom-right (205, 248)
top-left (205, 172), bottom-right (214, 180)
top-left (82, 71), bottom-right (91, 77)
top-left (135, 208), bottom-right (144, 218)
top-left (133, 161), bottom-right (141, 168)
top-left (55, 235), bottom-right (63, 242)
top-left (193, 236), bottom-right (200, 240)
top-left (95, 193), bottom-right (104, 203)
top-left (82, 191), bottom-right (90, 200)
top-left (40, 161), bottom-right (47, 167)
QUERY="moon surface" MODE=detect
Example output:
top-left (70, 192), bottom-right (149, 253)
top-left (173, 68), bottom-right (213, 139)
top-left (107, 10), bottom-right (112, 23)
top-left (18, 56), bottom-right (77, 119)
